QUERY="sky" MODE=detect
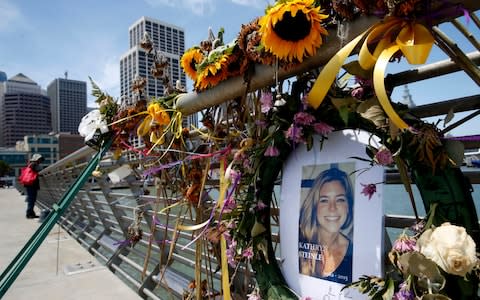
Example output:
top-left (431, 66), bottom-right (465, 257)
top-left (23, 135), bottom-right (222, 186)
top-left (0, 0), bottom-right (478, 137)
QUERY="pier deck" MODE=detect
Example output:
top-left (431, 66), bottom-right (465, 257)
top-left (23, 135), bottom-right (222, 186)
top-left (0, 188), bottom-right (140, 300)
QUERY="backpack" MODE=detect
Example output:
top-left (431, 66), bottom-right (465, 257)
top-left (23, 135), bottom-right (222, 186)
top-left (19, 165), bottom-right (38, 186)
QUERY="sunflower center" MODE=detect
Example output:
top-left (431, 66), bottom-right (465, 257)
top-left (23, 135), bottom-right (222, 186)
top-left (272, 11), bottom-right (311, 41)
top-left (189, 60), bottom-right (197, 72)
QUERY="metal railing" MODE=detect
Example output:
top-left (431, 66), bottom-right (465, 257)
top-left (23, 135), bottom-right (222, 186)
top-left (27, 138), bottom-right (480, 299)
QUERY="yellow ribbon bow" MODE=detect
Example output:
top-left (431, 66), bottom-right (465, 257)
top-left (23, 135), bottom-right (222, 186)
top-left (307, 17), bottom-right (434, 130)
top-left (137, 103), bottom-right (171, 139)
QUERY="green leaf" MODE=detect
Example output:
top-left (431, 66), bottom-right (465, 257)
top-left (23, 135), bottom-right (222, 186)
top-left (357, 98), bottom-right (387, 127)
top-left (381, 278), bottom-right (395, 300)
top-left (339, 106), bottom-right (350, 125)
top-left (342, 60), bottom-right (374, 79)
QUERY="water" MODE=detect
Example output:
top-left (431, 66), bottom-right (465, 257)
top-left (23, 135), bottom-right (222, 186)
top-left (384, 183), bottom-right (480, 217)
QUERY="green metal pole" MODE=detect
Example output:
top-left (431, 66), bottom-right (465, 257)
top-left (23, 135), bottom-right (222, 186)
top-left (0, 138), bottom-right (112, 298)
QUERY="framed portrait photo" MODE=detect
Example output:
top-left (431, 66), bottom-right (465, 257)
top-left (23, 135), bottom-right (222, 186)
top-left (280, 130), bottom-right (384, 299)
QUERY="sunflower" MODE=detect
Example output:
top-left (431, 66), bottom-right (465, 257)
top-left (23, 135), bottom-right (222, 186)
top-left (258, 0), bottom-right (328, 63)
top-left (181, 47), bottom-right (204, 80)
top-left (194, 44), bottom-right (232, 91)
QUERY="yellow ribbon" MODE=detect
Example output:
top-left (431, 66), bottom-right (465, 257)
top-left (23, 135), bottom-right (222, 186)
top-left (217, 159), bottom-right (231, 300)
top-left (307, 17), bottom-right (434, 130)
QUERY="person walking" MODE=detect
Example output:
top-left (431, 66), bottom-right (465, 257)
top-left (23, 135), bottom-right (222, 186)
top-left (23, 154), bottom-right (44, 219)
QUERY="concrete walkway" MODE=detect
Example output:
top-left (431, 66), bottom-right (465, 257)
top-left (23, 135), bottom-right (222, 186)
top-left (0, 188), bottom-right (141, 300)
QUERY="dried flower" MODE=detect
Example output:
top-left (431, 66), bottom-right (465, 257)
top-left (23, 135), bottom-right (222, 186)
top-left (264, 145), bottom-right (280, 157)
top-left (351, 87), bottom-right (365, 99)
top-left (361, 183), bottom-right (377, 200)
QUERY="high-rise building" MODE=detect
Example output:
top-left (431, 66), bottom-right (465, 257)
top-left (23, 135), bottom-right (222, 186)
top-left (400, 84), bottom-right (416, 108)
top-left (0, 73), bottom-right (51, 147)
top-left (47, 76), bottom-right (87, 134)
top-left (120, 17), bottom-right (197, 128)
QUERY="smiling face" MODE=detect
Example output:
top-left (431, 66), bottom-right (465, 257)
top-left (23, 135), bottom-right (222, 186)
top-left (316, 180), bottom-right (349, 234)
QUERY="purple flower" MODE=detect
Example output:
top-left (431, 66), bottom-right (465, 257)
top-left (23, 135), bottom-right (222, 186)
top-left (264, 145), bottom-right (280, 157)
top-left (374, 147), bottom-right (394, 166)
top-left (393, 282), bottom-right (414, 300)
top-left (393, 290), bottom-right (414, 300)
top-left (242, 246), bottom-right (254, 260)
top-left (361, 183), bottom-right (377, 200)
top-left (313, 121), bottom-right (334, 136)
top-left (294, 112), bottom-right (315, 126)
top-left (260, 91), bottom-right (273, 113)
top-left (392, 234), bottom-right (417, 253)
top-left (285, 124), bottom-right (304, 144)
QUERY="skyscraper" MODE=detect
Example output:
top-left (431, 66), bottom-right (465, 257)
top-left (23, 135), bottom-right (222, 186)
top-left (47, 76), bottom-right (87, 134)
top-left (120, 17), bottom-right (197, 128)
top-left (0, 73), bottom-right (51, 147)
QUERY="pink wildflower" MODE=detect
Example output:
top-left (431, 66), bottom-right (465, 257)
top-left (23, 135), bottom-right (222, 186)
top-left (294, 112), bottom-right (315, 126)
top-left (361, 183), bottom-right (377, 200)
top-left (226, 239), bottom-right (237, 268)
top-left (375, 147), bottom-right (394, 166)
top-left (260, 91), bottom-right (273, 113)
top-left (285, 124), bottom-right (304, 144)
top-left (247, 289), bottom-right (262, 300)
top-left (223, 195), bottom-right (237, 213)
top-left (313, 121), bottom-right (334, 136)
top-left (255, 201), bottom-right (267, 211)
top-left (264, 145), bottom-right (280, 157)
top-left (392, 234), bottom-right (417, 253)
top-left (242, 246), bottom-right (254, 260)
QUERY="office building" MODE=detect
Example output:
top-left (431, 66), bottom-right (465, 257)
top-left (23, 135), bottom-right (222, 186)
top-left (0, 73), bottom-right (51, 147)
top-left (16, 133), bottom-right (59, 166)
top-left (47, 76), bottom-right (87, 134)
top-left (120, 17), bottom-right (197, 128)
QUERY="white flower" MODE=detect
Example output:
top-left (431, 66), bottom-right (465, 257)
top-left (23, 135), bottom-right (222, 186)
top-left (417, 222), bottom-right (477, 277)
top-left (78, 110), bottom-right (109, 141)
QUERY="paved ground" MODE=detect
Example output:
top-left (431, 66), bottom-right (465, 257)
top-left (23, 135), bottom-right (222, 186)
top-left (0, 188), bottom-right (141, 300)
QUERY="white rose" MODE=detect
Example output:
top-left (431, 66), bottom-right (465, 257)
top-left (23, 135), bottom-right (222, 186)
top-left (417, 222), bottom-right (477, 277)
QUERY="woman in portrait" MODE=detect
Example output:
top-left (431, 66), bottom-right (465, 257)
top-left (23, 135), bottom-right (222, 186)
top-left (298, 166), bottom-right (354, 284)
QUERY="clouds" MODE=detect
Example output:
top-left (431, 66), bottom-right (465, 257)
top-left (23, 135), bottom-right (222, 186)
top-left (0, 0), bottom-right (22, 32)
top-left (231, 0), bottom-right (268, 8)
top-left (143, 0), bottom-right (267, 16)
